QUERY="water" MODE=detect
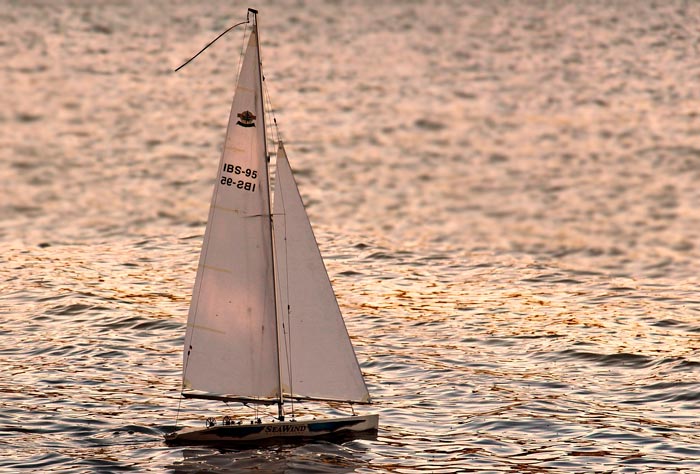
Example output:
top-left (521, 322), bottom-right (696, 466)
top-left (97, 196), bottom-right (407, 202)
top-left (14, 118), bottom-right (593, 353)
top-left (2, 0), bottom-right (700, 472)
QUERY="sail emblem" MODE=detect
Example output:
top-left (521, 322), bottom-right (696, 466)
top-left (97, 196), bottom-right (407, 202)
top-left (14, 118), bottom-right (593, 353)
top-left (236, 110), bottom-right (256, 127)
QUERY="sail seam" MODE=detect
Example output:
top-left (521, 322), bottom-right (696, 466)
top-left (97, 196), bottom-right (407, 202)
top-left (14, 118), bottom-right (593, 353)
top-left (224, 145), bottom-right (246, 152)
top-left (235, 85), bottom-right (256, 94)
top-left (185, 323), bottom-right (227, 334)
top-left (200, 264), bottom-right (231, 273)
top-left (210, 205), bottom-right (240, 213)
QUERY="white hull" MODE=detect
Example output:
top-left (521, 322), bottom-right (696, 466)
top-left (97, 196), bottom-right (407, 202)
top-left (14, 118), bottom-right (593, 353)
top-left (165, 414), bottom-right (378, 446)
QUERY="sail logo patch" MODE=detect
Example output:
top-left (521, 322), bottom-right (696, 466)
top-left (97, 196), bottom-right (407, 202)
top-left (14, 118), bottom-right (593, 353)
top-left (236, 110), bottom-right (256, 127)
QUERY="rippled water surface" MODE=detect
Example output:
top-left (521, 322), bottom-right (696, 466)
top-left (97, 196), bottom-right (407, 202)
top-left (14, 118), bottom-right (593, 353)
top-left (3, 0), bottom-right (700, 472)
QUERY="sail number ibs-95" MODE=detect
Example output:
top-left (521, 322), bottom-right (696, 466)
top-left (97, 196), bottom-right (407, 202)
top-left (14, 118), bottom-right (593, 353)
top-left (220, 163), bottom-right (257, 192)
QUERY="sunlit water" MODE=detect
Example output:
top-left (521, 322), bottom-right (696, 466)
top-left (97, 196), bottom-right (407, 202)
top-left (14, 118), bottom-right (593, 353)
top-left (2, 1), bottom-right (700, 472)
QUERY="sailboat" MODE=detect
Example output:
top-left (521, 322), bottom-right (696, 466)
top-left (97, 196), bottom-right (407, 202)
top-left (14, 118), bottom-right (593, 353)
top-left (165, 9), bottom-right (378, 445)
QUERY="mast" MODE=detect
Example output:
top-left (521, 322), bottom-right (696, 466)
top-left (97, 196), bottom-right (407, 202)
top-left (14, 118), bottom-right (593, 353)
top-left (250, 8), bottom-right (285, 421)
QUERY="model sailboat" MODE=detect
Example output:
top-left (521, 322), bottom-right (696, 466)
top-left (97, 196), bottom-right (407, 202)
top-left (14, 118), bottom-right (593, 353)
top-left (165, 9), bottom-right (377, 445)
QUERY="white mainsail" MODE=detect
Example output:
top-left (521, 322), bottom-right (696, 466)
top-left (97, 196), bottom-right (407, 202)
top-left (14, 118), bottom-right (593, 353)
top-left (182, 29), bottom-right (280, 400)
top-left (273, 143), bottom-right (370, 404)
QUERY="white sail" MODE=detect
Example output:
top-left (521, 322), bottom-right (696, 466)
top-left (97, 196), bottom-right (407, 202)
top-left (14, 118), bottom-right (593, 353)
top-left (273, 143), bottom-right (370, 404)
top-left (182, 29), bottom-right (280, 400)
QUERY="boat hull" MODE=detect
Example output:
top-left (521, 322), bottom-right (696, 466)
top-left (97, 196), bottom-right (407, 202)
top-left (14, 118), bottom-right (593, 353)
top-left (164, 414), bottom-right (378, 446)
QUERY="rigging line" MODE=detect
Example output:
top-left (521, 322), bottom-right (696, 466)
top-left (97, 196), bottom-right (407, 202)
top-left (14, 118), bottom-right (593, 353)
top-left (236, 20), bottom-right (249, 88)
top-left (175, 393), bottom-right (183, 426)
top-left (261, 67), bottom-right (281, 145)
top-left (262, 77), bottom-right (273, 143)
top-left (258, 49), bottom-right (279, 151)
top-left (256, 37), bottom-right (279, 146)
top-left (284, 209), bottom-right (295, 418)
top-left (276, 146), bottom-right (295, 418)
top-left (174, 18), bottom-right (250, 72)
top-left (268, 89), bottom-right (280, 147)
top-left (284, 198), bottom-right (294, 416)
